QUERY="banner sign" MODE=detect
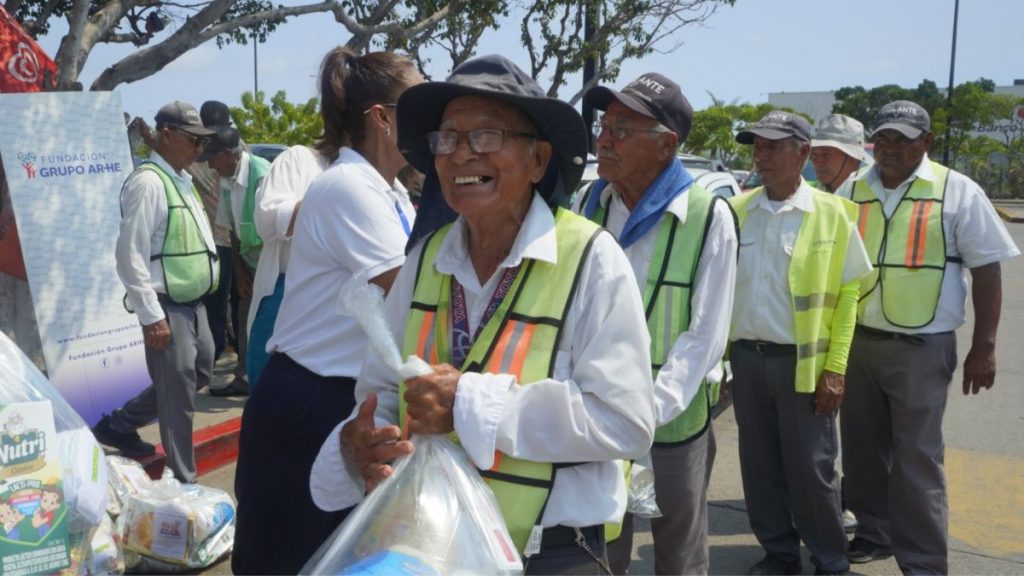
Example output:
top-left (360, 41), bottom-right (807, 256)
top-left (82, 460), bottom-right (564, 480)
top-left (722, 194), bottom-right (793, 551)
top-left (0, 7), bottom-right (56, 93)
top-left (0, 91), bottom-right (150, 425)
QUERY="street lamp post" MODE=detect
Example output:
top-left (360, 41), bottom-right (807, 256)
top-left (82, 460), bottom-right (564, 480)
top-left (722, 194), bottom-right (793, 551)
top-left (943, 0), bottom-right (960, 166)
top-left (253, 33), bottom-right (259, 97)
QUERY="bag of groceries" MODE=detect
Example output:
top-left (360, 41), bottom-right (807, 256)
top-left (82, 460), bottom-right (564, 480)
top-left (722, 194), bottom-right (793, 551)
top-left (303, 434), bottom-right (522, 575)
top-left (0, 332), bottom-right (110, 575)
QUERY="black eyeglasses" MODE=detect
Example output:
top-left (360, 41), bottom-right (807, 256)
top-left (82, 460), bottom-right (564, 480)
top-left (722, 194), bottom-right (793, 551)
top-left (173, 128), bottom-right (208, 149)
top-left (593, 120), bottom-right (667, 141)
top-left (427, 128), bottom-right (539, 155)
top-left (363, 103), bottom-right (397, 115)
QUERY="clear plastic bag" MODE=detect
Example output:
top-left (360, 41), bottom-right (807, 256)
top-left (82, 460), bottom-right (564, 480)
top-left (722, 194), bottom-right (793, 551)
top-left (626, 452), bottom-right (662, 519)
top-left (116, 475), bottom-right (235, 572)
top-left (0, 332), bottom-right (110, 574)
top-left (302, 435), bottom-right (523, 575)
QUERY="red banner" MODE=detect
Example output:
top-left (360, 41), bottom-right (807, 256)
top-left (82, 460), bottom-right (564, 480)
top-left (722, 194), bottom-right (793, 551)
top-left (0, 6), bottom-right (57, 93)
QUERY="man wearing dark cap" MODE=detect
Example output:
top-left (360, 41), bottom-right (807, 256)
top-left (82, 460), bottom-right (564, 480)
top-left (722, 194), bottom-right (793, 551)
top-left (728, 111), bottom-right (871, 575)
top-left (93, 101), bottom-right (220, 483)
top-left (579, 73), bottom-right (737, 575)
top-left (836, 100), bottom-right (1019, 573)
top-left (201, 126), bottom-right (271, 396)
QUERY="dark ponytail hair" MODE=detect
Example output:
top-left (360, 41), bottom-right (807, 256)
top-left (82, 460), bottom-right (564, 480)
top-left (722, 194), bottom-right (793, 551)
top-left (315, 47), bottom-right (416, 162)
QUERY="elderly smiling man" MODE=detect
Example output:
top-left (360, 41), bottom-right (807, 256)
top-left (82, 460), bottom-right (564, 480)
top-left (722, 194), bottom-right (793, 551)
top-left (728, 111), bottom-right (872, 576)
top-left (309, 55), bottom-right (656, 575)
top-left (578, 72), bottom-right (737, 576)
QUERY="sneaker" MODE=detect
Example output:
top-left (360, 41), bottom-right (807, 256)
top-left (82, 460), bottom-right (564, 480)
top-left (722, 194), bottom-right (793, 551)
top-left (846, 537), bottom-right (892, 564)
top-left (749, 555), bottom-right (802, 575)
top-left (209, 377), bottom-right (248, 397)
top-left (91, 416), bottom-right (156, 457)
top-left (842, 509), bottom-right (858, 533)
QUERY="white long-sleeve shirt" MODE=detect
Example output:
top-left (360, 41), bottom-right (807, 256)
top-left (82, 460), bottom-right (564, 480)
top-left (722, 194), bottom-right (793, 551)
top-left (590, 184), bottom-right (738, 425)
top-left (246, 145), bottom-right (331, 333)
top-left (310, 194), bottom-right (656, 528)
top-left (115, 152), bottom-right (217, 326)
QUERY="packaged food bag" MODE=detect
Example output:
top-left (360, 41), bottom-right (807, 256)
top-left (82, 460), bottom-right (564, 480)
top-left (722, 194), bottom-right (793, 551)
top-left (117, 476), bottom-right (234, 572)
top-left (625, 451), bottom-right (661, 518)
top-left (0, 332), bottom-right (110, 575)
top-left (87, 514), bottom-right (124, 575)
top-left (302, 435), bottom-right (523, 576)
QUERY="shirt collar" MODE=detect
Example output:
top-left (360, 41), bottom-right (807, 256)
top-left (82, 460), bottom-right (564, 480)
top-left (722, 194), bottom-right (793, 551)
top-left (335, 147), bottom-right (407, 196)
top-left (233, 152), bottom-right (250, 188)
top-left (751, 179), bottom-right (815, 213)
top-left (435, 192), bottom-right (557, 275)
top-left (150, 151), bottom-right (192, 189)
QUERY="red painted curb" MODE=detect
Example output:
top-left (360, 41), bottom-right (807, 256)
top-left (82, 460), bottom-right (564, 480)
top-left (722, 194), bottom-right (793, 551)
top-left (139, 416), bottom-right (242, 480)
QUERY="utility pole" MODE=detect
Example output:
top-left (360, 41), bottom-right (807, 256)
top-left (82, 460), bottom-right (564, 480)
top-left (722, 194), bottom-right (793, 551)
top-left (943, 0), bottom-right (960, 166)
top-left (253, 33), bottom-right (259, 97)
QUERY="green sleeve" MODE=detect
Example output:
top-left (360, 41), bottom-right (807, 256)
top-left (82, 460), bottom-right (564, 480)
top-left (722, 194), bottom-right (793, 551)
top-left (824, 278), bottom-right (859, 375)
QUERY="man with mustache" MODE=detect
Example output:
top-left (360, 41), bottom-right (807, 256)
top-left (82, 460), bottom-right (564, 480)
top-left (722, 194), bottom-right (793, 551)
top-left (580, 73), bottom-right (738, 576)
top-left (836, 100), bottom-right (1019, 574)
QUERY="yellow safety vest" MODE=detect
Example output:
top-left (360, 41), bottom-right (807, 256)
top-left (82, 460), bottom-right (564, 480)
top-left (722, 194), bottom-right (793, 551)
top-left (730, 187), bottom-right (858, 392)
top-left (136, 163), bottom-right (219, 304)
top-left (588, 185), bottom-right (722, 444)
top-left (400, 207), bottom-right (601, 554)
top-left (849, 162), bottom-right (951, 328)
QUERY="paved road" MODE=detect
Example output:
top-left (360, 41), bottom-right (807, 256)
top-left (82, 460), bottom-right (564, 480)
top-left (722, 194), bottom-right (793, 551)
top-left (191, 220), bottom-right (1024, 575)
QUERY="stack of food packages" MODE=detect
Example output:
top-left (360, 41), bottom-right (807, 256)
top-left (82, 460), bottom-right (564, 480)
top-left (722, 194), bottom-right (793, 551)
top-left (0, 333), bottom-right (109, 575)
top-left (105, 457), bottom-right (235, 573)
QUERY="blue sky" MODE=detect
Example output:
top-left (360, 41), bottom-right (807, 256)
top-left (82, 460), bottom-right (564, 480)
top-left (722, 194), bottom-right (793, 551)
top-left (35, 0), bottom-right (1024, 124)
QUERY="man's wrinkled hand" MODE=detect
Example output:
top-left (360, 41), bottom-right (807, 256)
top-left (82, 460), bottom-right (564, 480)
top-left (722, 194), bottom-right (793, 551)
top-left (962, 345), bottom-right (996, 396)
top-left (404, 363), bottom-right (461, 435)
top-left (143, 319), bottom-right (171, 351)
top-left (340, 393), bottom-right (413, 494)
top-left (813, 369), bottom-right (844, 416)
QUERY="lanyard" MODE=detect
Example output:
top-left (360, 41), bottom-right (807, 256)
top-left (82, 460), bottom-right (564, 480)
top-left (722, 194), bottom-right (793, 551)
top-left (449, 265), bottom-right (520, 368)
top-left (395, 200), bottom-right (411, 236)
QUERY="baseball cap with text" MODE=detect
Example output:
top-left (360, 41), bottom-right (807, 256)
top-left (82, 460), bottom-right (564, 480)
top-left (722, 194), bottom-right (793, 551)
top-left (736, 111), bottom-right (812, 144)
top-left (585, 73), bottom-right (694, 142)
top-left (870, 100), bottom-right (931, 140)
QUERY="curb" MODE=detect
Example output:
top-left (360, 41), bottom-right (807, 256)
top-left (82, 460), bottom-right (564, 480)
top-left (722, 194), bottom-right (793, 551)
top-left (138, 416), bottom-right (242, 480)
top-left (996, 207), bottom-right (1024, 223)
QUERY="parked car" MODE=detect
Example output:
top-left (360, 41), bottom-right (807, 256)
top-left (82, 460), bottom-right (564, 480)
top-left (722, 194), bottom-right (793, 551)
top-left (692, 169), bottom-right (742, 199)
top-left (249, 143), bottom-right (288, 164)
top-left (732, 169), bottom-right (750, 185)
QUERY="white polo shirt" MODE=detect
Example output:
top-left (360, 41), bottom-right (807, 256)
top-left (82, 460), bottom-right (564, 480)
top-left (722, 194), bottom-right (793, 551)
top-left (266, 147), bottom-right (415, 377)
top-left (837, 157), bottom-right (1020, 334)
top-left (731, 181), bottom-right (872, 344)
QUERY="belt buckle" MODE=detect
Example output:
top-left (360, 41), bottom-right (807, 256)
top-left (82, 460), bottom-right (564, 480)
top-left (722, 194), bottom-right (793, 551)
top-left (755, 341), bottom-right (767, 355)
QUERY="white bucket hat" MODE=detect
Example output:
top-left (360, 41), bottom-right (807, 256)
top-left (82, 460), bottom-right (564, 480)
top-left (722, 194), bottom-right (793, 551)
top-left (811, 114), bottom-right (867, 162)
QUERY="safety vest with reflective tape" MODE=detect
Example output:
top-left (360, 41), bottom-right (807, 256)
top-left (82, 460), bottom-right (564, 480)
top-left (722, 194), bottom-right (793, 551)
top-left (587, 185), bottom-right (720, 445)
top-left (729, 187), bottom-right (856, 392)
top-left (848, 162), bottom-right (951, 329)
top-left (136, 162), bottom-right (219, 304)
top-left (399, 207), bottom-right (600, 554)
top-left (233, 153), bottom-right (270, 268)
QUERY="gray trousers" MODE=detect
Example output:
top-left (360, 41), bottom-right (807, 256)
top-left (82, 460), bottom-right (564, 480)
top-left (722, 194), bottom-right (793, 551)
top-left (112, 300), bottom-right (214, 482)
top-left (607, 424), bottom-right (716, 575)
top-left (232, 294), bottom-right (250, 383)
top-left (731, 344), bottom-right (849, 573)
top-left (841, 330), bottom-right (956, 575)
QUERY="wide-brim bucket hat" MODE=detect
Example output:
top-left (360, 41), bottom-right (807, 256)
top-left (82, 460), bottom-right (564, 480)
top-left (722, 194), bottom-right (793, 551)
top-left (397, 54), bottom-right (588, 198)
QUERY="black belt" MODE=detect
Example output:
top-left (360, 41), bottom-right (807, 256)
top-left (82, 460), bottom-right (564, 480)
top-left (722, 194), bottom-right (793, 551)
top-left (540, 525), bottom-right (601, 550)
top-left (735, 339), bottom-right (797, 356)
top-left (855, 325), bottom-right (926, 344)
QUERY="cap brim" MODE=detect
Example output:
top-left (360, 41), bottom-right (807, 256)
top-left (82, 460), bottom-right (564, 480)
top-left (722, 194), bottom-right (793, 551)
top-left (178, 125), bottom-right (217, 137)
top-left (870, 123), bottom-right (923, 140)
top-left (736, 127), bottom-right (797, 144)
top-left (584, 86), bottom-right (659, 123)
top-left (811, 139), bottom-right (867, 161)
top-left (397, 82), bottom-right (588, 195)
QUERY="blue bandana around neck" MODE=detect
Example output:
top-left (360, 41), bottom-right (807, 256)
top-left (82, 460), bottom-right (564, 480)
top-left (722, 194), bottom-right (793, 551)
top-left (584, 158), bottom-right (694, 248)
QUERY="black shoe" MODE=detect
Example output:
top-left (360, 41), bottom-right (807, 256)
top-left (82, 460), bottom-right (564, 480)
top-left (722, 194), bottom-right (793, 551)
top-left (846, 537), bottom-right (892, 564)
top-left (814, 569), bottom-right (848, 575)
top-left (209, 379), bottom-right (248, 397)
top-left (749, 555), bottom-right (802, 575)
top-left (91, 416), bottom-right (156, 457)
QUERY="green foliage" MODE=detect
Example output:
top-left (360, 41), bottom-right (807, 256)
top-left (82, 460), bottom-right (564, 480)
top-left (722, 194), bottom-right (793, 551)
top-left (215, 1), bottom-right (287, 47)
top-left (687, 102), bottom-right (798, 169)
top-left (230, 91), bottom-right (322, 146)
